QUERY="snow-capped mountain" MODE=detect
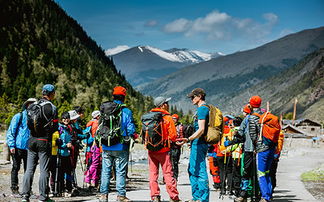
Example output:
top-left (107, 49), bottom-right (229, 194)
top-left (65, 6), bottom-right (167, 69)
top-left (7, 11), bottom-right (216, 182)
top-left (105, 45), bottom-right (224, 86)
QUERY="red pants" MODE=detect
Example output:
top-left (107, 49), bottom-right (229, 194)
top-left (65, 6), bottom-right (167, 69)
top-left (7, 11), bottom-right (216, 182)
top-left (148, 151), bottom-right (179, 200)
top-left (209, 156), bottom-right (220, 184)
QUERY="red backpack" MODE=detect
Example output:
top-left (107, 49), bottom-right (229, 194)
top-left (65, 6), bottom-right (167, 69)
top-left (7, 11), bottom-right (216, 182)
top-left (253, 112), bottom-right (281, 143)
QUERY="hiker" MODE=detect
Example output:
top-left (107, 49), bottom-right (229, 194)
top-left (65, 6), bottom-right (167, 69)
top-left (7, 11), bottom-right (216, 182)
top-left (142, 96), bottom-right (181, 202)
top-left (6, 98), bottom-right (37, 195)
top-left (68, 109), bottom-right (85, 192)
top-left (270, 129), bottom-right (284, 192)
top-left (177, 88), bottom-right (210, 202)
top-left (84, 110), bottom-right (101, 189)
top-left (170, 113), bottom-right (184, 181)
top-left (21, 84), bottom-right (58, 202)
top-left (49, 130), bottom-right (60, 196)
top-left (74, 106), bottom-right (86, 127)
top-left (57, 112), bottom-right (73, 196)
top-left (225, 104), bottom-right (257, 202)
top-left (218, 116), bottom-right (235, 197)
top-left (98, 86), bottom-right (135, 202)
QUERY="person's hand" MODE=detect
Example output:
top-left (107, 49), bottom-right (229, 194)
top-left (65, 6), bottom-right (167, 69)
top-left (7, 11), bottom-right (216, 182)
top-left (224, 140), bottom-right (232, 147)
top-left (10, 148), bottom-right (15, 154)
top-left (175, 138), bottom-right (188, 146)
top-left (66, 143), bottom-right (72, 148)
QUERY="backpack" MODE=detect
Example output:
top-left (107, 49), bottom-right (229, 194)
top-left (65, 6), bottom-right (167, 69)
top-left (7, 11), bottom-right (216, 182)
top-left (96, 101), bottom-right (124, 146)
top-left (27, 100), bottom-right (54, 137)
top-left (253, 111), bottom-right (280, 143)
top-left (203, 104), bottom-right (224, 144)
top-left (141, 111), bottom-right (167, 151)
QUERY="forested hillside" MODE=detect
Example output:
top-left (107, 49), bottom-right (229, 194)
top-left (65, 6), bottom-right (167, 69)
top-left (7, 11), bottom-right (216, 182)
top-left (0, 0), bottom-right (152, 127)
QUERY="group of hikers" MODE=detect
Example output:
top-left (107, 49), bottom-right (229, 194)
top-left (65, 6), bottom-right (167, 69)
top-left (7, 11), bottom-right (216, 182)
top-left (6, 84), bottom-right (284, 202)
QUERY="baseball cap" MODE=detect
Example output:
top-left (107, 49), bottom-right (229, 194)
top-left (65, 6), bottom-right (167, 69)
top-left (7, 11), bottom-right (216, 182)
top-left (92, 110), bottom-right (101, 118)
top-left (187, 88), bottom-right (206, 98)
top-left (42, 84), bottom-right (55, 94)
top-left (249, 96), bottom-right (262, 108)
top-left (154, 96), bottom-right (171, 107)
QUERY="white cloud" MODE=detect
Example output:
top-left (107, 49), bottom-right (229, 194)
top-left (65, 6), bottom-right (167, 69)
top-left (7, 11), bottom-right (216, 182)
top-left (163, 18), bottom-right (191, 33)
top-left (263, 13), bottom-right (278, 24)
top-left (145, 20), bottom-right (158, 27)
top-left (163, 10), bottom-right (279, 42)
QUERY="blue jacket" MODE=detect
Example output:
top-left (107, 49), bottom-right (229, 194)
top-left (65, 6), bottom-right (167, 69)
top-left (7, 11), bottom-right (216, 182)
top-left (6, 110), bottom-right (30, 150)
top-left (58, 123), bottom-right (72, 157)
top-left (102, 100), bottom-right (136, 151)
top-left (82, 126), bottom-right (94, 152)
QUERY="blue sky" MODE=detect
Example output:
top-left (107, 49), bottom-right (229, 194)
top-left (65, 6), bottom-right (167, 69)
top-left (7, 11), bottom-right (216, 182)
top-left (55, 0), bottom-right (324, 54)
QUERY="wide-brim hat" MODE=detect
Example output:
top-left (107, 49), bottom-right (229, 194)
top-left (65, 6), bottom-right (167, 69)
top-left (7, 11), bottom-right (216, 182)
top-left (68, 110), bottom-right (80, 120)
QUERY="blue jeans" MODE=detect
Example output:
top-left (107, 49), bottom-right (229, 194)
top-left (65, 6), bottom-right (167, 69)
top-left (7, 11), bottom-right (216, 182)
top-left (257, 148), bottom-right (275, 201)
top-left (100, 150), bottom-right (129, 196)
top-left (188, 142), bottom-right (209, 202)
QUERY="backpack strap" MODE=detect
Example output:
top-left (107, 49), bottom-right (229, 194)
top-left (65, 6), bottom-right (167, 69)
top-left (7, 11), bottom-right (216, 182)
top-left (14, 112), bottom-right (23, 138)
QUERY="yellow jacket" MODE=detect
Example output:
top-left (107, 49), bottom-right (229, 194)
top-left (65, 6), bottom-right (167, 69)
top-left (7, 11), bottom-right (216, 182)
top-left (51, 131), bottom-right (60, 156)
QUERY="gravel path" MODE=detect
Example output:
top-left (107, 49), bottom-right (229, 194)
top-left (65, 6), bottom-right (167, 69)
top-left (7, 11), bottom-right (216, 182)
top-left (0, 140), bottom-right (323, 202)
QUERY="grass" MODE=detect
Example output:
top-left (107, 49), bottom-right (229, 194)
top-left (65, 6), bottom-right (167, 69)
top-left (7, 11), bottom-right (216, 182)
top-left (301, 165), bottom-right (324, 181)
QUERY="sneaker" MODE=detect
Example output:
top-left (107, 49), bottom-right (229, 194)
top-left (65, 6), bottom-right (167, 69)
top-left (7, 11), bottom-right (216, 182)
top-left (152, 195), bottom-right (161, 202)
top-left (12, 188), bottom-right (20, 195)
top-left (117, 195), bottom-right (131, 202)
top-left (234, 196), bottom-right (247, 202)
top-left (259, 198), bottom-right (268, 202)
top-left (21, 199), bottom-right (30, 202)
top-left (99, 194), bottom-right (108, 202)
top-left (64, 192), bottom-right (72, 197)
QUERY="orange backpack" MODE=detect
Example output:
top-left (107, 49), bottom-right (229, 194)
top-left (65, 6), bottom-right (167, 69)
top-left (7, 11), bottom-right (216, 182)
top-left (253, 112), bottom-right (281, 143)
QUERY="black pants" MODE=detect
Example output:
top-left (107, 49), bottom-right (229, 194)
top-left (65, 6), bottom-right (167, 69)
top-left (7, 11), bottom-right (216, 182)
top-left (49, 155), bottom-right (57, 192)
top-left (10, 148), bottom-right (28, 190)
top-left (170, 148), bottom-right (181, 180)
top-left (59, 156), bottom-right (73, 192)
top-left (270, 158), bottom-right (279, 191)
top-left (232, 158), bottom-right (241, 195)
top-left (217, 156), bottom-right (233, 194)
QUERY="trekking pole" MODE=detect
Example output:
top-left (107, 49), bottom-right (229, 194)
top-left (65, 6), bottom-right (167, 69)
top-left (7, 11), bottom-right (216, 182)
top-left (54, 148), bottom-right (61, 196)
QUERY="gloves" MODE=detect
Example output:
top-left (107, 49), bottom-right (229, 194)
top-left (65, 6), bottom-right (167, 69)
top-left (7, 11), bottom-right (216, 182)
top-left (224, 140), bottom-right (232, 147)
top-left (274, 153), bottom-right (280, 159)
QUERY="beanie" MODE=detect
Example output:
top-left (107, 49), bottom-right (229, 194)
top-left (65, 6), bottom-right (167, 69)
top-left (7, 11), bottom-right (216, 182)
top-left (113, 86), bottom-right (127, 96)
top-left (249, 96), bottom-right (262, 108)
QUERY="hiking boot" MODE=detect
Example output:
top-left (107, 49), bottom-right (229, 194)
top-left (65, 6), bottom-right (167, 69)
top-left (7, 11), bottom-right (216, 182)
top-left (117, 195), bottom-right (131, 202)
top-left (170, 198), bottom-right (182, 202)
top-left (11, 187), bottom-right (20, 195)
top-left (99, 194), bottom-right (108, 202)
top-left (259, 198), bottom-right (268, 202)
top-left (234, 196), bottom-right (247, 202)
top-left (152, 195), bottom-right (161, 202)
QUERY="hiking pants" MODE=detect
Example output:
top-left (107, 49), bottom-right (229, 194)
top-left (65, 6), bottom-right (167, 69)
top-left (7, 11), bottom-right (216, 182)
top-left (239, 152), bottom-right (254, 198)
top-left (100, 150), bottom-right (129, 196)
top-left (170, 147), bottom-right (181, 180)
top-left (217, 156), bottom-right (233, 194)
top-left (188, 143), bottom-right (209, 202)
top-left (85, 146), bottom-right (101, 185)
top-left (148, 151), bottom-right (179, 200)
top-left (270, 158), bottom-right (279, 191)
top-left (49, 155), bottom-right (57, 192)
top-left (10, 148), bottom-right (27, 191)
top-left (22, 137), bottom-right (51, 201)
top-left (59, 156), bottom-right (73, 192)
top-left (232, 158), bottom-right (241, 195)
top-left (257, 148), bottom-right (275, 201)
top-left (208, 156), bottom-right (220, 185)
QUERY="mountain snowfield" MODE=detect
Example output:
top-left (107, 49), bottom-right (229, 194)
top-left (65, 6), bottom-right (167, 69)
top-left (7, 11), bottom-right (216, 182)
top-left (105, 45), bottom-right (224, 86)
top-left (105, 45), bottom-right (224, 63)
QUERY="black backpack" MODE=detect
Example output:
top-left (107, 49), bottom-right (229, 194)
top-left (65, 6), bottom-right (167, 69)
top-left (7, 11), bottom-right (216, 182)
top-left (27, 100), bottom-right (55, 137)
top-left (141, 111), bottom-right (166, 151)
top-left (96, 101), bottom-right (125, 146)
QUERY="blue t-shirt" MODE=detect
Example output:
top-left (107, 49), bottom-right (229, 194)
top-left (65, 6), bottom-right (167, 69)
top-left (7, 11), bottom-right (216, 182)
top-left (193, 104), bottom-right (209, 144)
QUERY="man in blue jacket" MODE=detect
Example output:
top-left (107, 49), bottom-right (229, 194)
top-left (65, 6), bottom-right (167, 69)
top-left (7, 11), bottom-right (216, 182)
top-left (99, 86), bottom-right (135, 202)
top-left (6, 98), bottom-right (37, 194)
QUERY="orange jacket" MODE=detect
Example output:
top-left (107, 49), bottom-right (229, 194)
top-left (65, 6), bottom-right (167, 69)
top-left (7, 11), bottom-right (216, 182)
top-left (275, 130), bottom-right (284, 154)
top-left (149, 108), bottom-right (177, 153)
top-left (86, 119), bottom-right (99, 137)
